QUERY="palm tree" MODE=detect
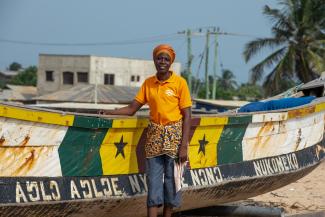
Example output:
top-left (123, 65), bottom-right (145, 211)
top-left (243, 0), bottom-right (325, 95)
top-left (217, 69), bottom-right (238, 90)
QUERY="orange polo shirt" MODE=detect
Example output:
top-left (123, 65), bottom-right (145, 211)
top-left (135, 72), bottom-right (192, 125)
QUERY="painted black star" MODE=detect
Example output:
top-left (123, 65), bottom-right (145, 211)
top-left (198, 134), bottom-right (209, 155)
top-left (114, 135), bottom-right (128, 159)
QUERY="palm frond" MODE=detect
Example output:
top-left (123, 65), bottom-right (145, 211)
top-left (307, 48), bottom-right (325, 73)
top-left (250, 47), bottom-right (287, 83)
top-left (295, 52), bottom-right (318, 82)
top-left (263, 47), bottom-right (295, 94)
top-left (243, 38), bottom-right (286, 62)
top-left (271, 26), bottom-right (292, 39)
top-left (263, 5), bottom-right (293, 31)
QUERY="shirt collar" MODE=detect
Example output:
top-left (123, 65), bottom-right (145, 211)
top-left (154, 71), bottom-right (176, 84)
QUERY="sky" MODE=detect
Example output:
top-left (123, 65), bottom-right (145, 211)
top-left (0, 0), bottom-right (278, 84)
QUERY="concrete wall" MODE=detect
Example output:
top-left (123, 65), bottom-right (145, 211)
top-left (89, 56), bottom-right (181, 87)
top-left (37, 54), bottom-right (182, 96)
top-left (37, 55), bottom-right (91, 95)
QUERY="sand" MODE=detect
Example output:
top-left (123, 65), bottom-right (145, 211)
top-left (249, 161), bottom-right (325, 215)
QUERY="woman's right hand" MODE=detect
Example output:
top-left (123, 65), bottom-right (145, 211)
top-left (97, 100), bottom-right (143, 116)
top-left (98, 110), bottom-right (106, 115)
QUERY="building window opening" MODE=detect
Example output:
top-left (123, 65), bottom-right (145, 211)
top-left (131, 75), bottom-right (135, 82)
top-left (136, 75), bottom-right (140, 82)
top-left (63, 71), bottom-right (74, 84)
top-left (104, 74), bottom-right (115, 85)
top-left (46, 71), bottom-right (54, 82)
top-left (77, 72), bottom-right (89, 83)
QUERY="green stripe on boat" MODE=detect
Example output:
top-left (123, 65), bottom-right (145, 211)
top-left (59, 127), bottom-right (108, 176)
top-left (73, 116), bottom-right (113, 128)
top-left (227, 115), bottom-right (252, 125)
top-left (217, 116), bottom-right (248, 164)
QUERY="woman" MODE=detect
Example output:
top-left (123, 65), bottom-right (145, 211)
top-left (100, 44), bottom-right (192, 217)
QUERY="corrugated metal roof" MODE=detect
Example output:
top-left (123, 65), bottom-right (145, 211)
top-left (0, 85), bottom-right (37, 101)
top-left (35, 84), bottom-right (139, 104)
top-left (0, 90), bottom-right (26, 101)
top-left (6, 85), bottom-right (37, 98)
top-left (0, 70), bottom-right (19, 77)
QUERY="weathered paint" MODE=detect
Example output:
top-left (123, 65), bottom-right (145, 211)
top-left (0, 146), bottom-right (62, 176)
top-left (242, 112), bottom-right (324, 160)
top-left (252, 112), bottom-right (288, 123)
top-left (0, 118), bottom-right (67, 177)
top-left (0, 117), bottom-right (68, 147)
top-left (287, 105), bottom-right (315, 119)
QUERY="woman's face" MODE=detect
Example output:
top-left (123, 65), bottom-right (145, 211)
top-left (154, 53), bottom-right (172, 73)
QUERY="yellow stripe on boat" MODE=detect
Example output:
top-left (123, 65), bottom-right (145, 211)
top-left (199, 117), bottom-right (228, 126)
top-left (112, 118), bottom-right (149, 128)
top-left (315, 102), bottom-right (325, 113)
top-left (189, 124), bottom-right (225, 169)
top-left (0, 105), bottom-right (74, 126)
top-left (100, 127), bottom-right (145, 175)
top-left (287, 106), bottom-right (315, 119)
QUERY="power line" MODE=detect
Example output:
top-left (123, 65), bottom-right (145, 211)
top-left (0, 33), bottom-right (183, 46)
top-left (0, 30), bottom-right (266, 47)
top-left (180, 26), bottom-right (260, 99)
top-left (175, 39), bottom-right (187, 55)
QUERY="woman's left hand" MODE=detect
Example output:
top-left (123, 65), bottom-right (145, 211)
top-left (178, 145), bottom-right (188, 163)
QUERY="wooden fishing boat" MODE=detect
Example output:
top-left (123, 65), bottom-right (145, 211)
top-left (0, 95), bottom-right (324, 217)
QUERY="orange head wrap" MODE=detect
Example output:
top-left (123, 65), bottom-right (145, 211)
top-left (153, 44), bottom-right (176, 63)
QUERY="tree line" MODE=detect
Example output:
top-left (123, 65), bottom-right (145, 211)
top-left (0, 62), bottom-right (37, 88)
top-left (182, 69), bottom-right (264, 101)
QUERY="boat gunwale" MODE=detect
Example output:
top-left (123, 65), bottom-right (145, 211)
top-left (0, 97), bottom-right (325, 128)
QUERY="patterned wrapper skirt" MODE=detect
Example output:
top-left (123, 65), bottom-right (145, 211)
top-left (145, 119), bottom-right (183, 158)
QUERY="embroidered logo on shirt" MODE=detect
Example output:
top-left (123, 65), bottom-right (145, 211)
top-left (165, 89), bottom-right (175, 96)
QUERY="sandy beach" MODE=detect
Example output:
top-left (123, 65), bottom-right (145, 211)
top-left (249, 161), bottom-right (325, 215)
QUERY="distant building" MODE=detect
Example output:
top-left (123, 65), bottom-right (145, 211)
top-left (0, 70), bottom-right (19, 84)
top-left (37, 54), bottom-right (181, 96)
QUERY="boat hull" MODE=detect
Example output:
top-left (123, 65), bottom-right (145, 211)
top-left (0, 139), bottom-right (323, 217)
top-left (0, 100), bottom-right (325, 216)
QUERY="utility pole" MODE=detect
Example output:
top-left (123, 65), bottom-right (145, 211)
top-left (212, 27), bottom-right (219, 100)
top-left (205, 29), bottom-right (210, 99)
top-left (178, 27), bottom-right (247, 99)
top-left (186, 29), bottom-right (192, 93)
top-left (94, 60), bottom-right (98, 104)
